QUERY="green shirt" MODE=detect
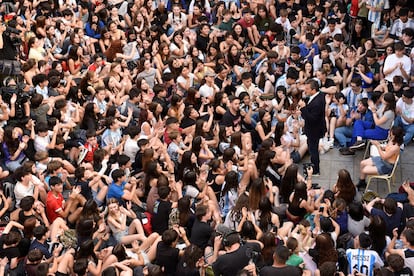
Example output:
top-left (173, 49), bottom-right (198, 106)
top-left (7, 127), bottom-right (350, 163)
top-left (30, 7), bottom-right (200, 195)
top-left (218, 19), bottom-right (234, 32)
top-left (286, 254), bottom-right (303, 267)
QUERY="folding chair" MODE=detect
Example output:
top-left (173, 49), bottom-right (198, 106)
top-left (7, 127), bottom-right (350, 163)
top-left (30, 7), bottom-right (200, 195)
top-left (364, 154), bottom-right (400, 194)
top-left (363, 139), bottom-right (388, 159)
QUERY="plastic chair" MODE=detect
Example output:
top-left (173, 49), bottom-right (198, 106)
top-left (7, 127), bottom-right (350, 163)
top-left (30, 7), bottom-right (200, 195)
top-left (364, 154), bottom-right (400, 194)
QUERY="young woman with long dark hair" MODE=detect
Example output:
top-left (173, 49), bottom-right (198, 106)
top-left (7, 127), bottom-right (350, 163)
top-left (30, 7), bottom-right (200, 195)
top-left (332, 169), bottom-right (356, 205)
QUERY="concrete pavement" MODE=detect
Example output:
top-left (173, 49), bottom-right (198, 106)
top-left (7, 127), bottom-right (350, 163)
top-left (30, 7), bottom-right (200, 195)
top-left (298, 144), bottom-right (414, 197)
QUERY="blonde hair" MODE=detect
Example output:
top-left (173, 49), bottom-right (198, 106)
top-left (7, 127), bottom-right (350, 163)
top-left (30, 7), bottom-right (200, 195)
top-left (34, 151), bottom-right (49, 161)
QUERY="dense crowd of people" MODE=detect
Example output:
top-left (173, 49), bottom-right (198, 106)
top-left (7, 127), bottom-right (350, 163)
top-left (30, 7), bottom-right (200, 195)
top-left (0, 0), bottom-right (413, 275)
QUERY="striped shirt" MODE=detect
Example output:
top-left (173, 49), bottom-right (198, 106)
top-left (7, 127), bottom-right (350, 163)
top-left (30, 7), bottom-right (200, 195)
top-left (367, 0), bottom-right (384, 28)
top-left (390, 19), bottom-right (414, 39)
top-left (346, 248), bottom-right (384, 276)
top-left (341, 87), bottom-right (368, 111)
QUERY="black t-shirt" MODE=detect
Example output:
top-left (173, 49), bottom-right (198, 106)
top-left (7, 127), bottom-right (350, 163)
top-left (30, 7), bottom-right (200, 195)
top-left (175, 260), bottom-right (200, 276)
top-left (302, 7), bottom-right (315, 20)
top-left (212, 242), bottom-right (262, 276)
top-left (25, 261), bottom-right (40, 276)
top-left (75, 180), bottom-right (92, 201)
top-left (48, 149), bottom-right (66, 160)
top-left (369, 62), bottom-right (381, 76)
top-left (379, 267), bottom-right (413, 276)
top-left (404, 41), bottom-right (414, 57)
top-left (18, 211), bottom-right (37, 226)
top-left (402, 203), bottom-right (414, 225)
top-left (0, 34), bottom-right (17, 60)
top-left (151, 200), bottom-right (172, 235)
top-left (259, 265), bottom-right (302, 276)
top-left (180, 117), bottom-right (196, 129)
top-left (286, 56), bottom-right (305, 69)
top-left (190, 220), bottom-right (212, 250)
top-left (220, 110), bottom-right (241, 128)
top-left (387, 82), bottom-right (408, 98)
top-left (155, 242), bottom-right (180, 276)
top-left (153, 97), bottom-right (169, 118)
top-left (320, 78), bottom-right (336, 89)
top-left (278, 2), bottom-right (303, 20)
top-left (133, 151), bottom-right (143, 172)
top-left (0, 235), bottom-right (21, 259)
top-left (215, 77), bottom-right (224, 90)
top-left (196, 34), bottom-right (210, 54)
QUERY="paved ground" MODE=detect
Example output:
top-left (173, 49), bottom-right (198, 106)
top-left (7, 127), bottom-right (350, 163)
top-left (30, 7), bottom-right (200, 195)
top-left (298, 144), bottom-right (414, 197)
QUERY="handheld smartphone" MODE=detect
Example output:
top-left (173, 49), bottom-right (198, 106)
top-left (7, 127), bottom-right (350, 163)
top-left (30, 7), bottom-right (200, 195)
top-left (319, 206), bottom-right (324, 213)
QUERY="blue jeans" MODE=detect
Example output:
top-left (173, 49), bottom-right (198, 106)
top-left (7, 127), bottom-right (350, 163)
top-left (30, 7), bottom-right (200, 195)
top-left (334, 126), bottom-right (353, 147)
top-left (352, 120), bottom-right (387, 144)
top-left (394, 116), bottom-right (414, 145)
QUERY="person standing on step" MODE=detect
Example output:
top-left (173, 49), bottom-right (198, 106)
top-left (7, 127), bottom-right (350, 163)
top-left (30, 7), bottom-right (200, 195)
top-left (298, 79), bottom-right (326, 175)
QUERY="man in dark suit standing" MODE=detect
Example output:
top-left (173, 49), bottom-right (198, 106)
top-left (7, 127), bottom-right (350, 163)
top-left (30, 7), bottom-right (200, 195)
top-left (298, 79), bottom-right (326, 175)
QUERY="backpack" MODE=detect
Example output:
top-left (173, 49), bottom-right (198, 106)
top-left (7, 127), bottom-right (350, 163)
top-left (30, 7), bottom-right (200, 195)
top-left (59, 229), bottom-right (78, 249)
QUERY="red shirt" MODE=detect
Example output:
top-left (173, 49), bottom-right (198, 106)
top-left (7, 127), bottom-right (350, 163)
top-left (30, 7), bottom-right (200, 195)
top-left (84, 142), bottom-right (99, 163)
top-left (88, 61), bottom-right (105, 72)
top-left (237, 17), bottom-right (254, 29)
top-left (46, 191), bottom-right (64, 223)
top-left (350, 0), bottom-right (359, 18)
top-left (163, 128), bottom-right (183, 145)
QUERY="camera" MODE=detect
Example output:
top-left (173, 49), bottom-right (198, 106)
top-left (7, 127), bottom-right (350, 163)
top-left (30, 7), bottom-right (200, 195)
top-left (4, 26), bottom-right (20, 36)
top-left (1, 83), bottom-right (33, 105)
top-left (3, 25), bottom-right (22, 46)
top-left (246, 248), bottom-right (261, 266)
top-left (303, 163), bottom-right (314, 178)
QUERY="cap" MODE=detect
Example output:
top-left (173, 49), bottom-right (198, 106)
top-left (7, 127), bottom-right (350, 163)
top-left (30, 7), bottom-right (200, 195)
top-left (216, 224), bottom-right (233, 236)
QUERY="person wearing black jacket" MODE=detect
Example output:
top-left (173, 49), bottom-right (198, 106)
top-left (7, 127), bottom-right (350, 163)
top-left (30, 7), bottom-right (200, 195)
top-left (298, 79), bottom-right (326, 175)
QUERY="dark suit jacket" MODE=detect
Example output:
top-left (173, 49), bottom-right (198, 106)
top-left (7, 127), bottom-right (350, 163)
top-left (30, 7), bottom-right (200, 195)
top-left (301, 92), bottom-right (326, 139)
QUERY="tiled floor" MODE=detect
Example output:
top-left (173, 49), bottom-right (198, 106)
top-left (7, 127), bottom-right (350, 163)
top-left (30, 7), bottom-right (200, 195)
top-left (298, 144), bottom-right (414, 197)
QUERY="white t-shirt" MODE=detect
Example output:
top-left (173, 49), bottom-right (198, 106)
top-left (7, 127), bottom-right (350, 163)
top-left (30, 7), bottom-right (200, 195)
top-left (34, 131), bottom-right (53, 153)
top-left (123, 137), bottom-right (139, 161)
top-left (14, 181), bottom-right (35, 208)
top-left (199, 83), bottom-right (219, 98)
top-left (383, 53), bottom-right (412, 83)
top-left (235, 83), bottom-right (261, 98)
top-left (177, 73), bottom-right (195, 94)
top-left (275, 17), bottom-right (291, 32)
top-left (396, 98), bottom-right (414, 125)
top-left (169, 40), bottom-right (189, 56)
top-left (168, 12), bottom-right (188, 31)
top-left (321, 26), bottom-right (342, 38)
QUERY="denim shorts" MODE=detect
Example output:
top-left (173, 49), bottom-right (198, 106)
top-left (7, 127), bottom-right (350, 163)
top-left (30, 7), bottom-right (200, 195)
top-left (372, 156), bottom-right (394, 175)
